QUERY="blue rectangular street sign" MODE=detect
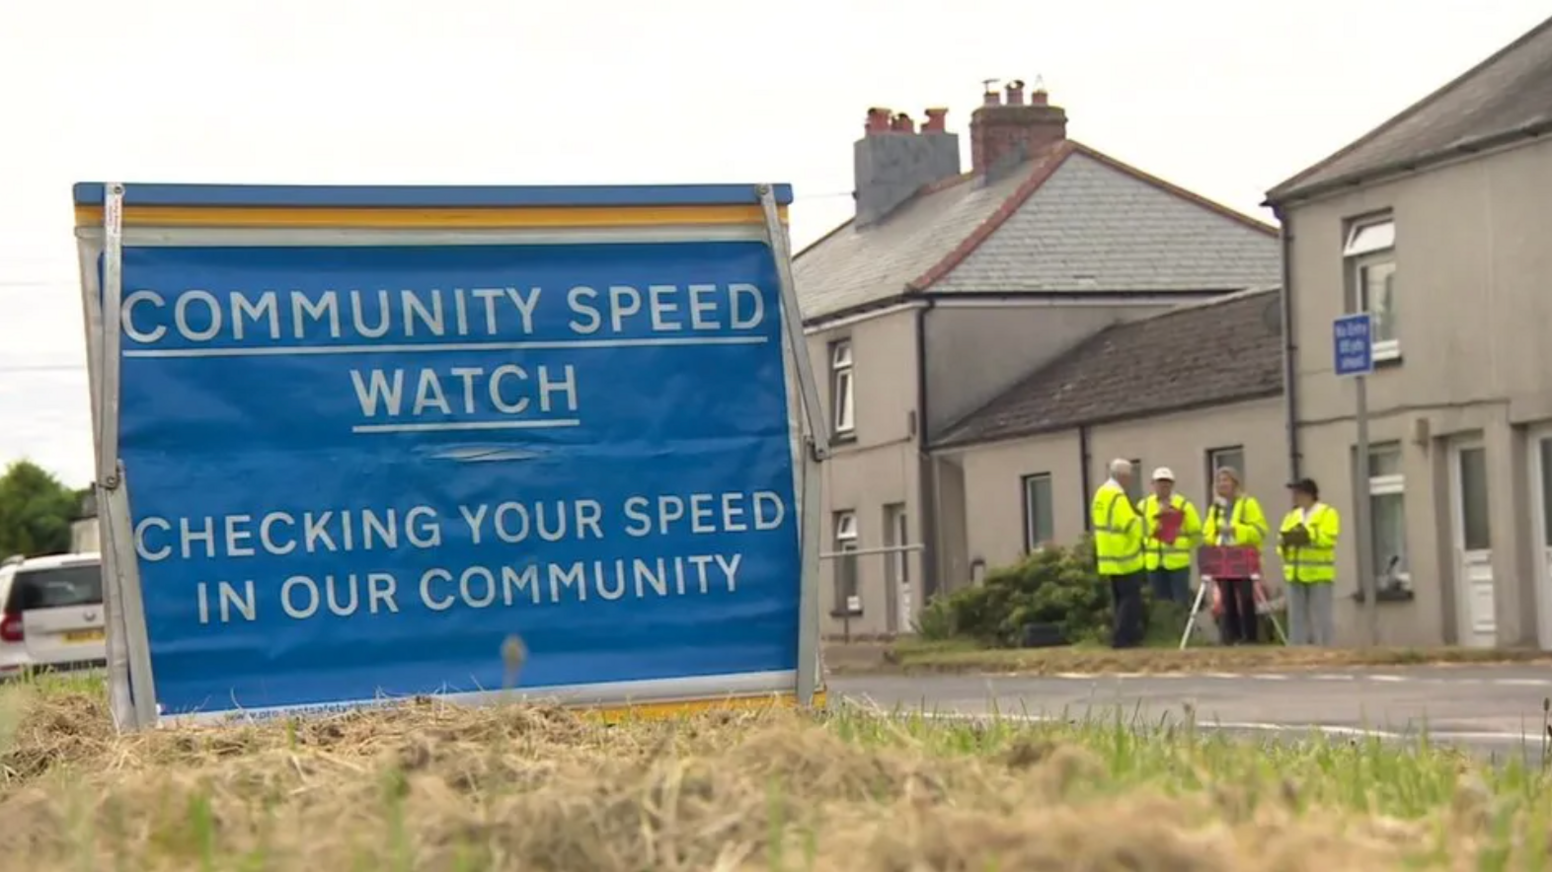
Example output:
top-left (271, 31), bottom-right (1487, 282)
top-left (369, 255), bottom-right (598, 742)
top-left (1333, 312), bottom-right (1374, 377)
top-left (100, 228), bottom-right (806, 719)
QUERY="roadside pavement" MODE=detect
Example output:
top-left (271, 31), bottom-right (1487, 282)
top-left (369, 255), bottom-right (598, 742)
top-left (828, 664), bottom-right (1552, 764)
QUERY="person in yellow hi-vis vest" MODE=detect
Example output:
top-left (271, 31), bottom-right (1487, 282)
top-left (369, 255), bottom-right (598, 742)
top-left (1138, 467), bottom-right (1202, 606)
top-left (1091, 458), bottom-right (1146, 648)
top-left (1201, 466), bottom-right (1268, 645)
top-left (1278, 477), bottom-right (1340, 645)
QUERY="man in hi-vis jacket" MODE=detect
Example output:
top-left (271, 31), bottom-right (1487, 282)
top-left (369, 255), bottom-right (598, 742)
top-left (1091, 458), bottom-right (1146, 648)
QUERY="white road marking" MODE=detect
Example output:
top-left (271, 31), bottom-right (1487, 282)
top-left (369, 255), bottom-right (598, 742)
top-left (873, 708), bottom-right (1539, 746)
top-left (959, 670), bottom-right (1549, 687)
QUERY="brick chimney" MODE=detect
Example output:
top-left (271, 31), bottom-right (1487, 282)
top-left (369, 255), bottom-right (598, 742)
top-left (970, 79), bottom-right (1067, 175)
top-left (853, 107), bottom-right (961, 228)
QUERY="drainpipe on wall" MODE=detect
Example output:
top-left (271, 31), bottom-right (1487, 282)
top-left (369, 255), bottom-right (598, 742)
top-left (1275, 205), bottom-right (1301, 480)
top-left (916, 300), bottom-right (938, 598)
top-left (1078, 424), bottom-right (1093, 532)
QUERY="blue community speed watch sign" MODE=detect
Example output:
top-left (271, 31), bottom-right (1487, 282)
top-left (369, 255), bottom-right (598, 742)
top-left (72, 182), bottom-right (825, 728)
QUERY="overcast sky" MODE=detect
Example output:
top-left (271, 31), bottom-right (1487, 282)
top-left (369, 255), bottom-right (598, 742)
top-left (1, 0), bottom-right (1546, 488)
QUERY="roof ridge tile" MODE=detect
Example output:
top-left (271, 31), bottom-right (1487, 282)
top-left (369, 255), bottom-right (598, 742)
top-left (906, 142), bottom-right (1077, 291)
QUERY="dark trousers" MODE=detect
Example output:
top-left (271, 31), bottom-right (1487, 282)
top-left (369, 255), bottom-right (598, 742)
top-left (1148, 567), bottom-right (1192, 605)
top-left (1216, 577), bottom-right (1258, 644)
top-left (1108, 573), bottom-right (1146, 648)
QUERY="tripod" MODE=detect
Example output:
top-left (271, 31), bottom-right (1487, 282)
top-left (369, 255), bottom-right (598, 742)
top-left (1179, 575), bottom-right (1288, 649)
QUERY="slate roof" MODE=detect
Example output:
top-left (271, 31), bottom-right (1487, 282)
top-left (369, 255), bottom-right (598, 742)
top-left (933, 286), bottom-right (1284, 449)
top-left (794, 141), bottom-right (1279, 323)
top-left (1268, 14), bottom-right (1552, 204)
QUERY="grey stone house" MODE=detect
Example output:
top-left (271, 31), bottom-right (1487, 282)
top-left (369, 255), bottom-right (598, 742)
top-left (1265, 13), bottom-right (1552, 647)
top-left (794, 80), bottom-right (1281, 637)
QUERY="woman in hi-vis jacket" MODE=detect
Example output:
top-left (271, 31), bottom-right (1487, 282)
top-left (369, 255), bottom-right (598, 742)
top-left (1200, 466), bottom-right (1268, 645)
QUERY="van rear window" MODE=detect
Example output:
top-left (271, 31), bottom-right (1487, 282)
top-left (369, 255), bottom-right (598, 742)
top-left (5, 564), bottom-right (104, 612)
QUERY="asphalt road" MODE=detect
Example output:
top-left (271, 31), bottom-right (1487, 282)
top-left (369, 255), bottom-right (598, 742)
top-left (829, 664), bottom-right (1552, 765)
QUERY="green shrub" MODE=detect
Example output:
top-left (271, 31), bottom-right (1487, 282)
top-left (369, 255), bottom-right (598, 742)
top-left (913, 536), bottom-right (1191, 648)
top-left (912, 594), bottom-right (958, 642)
top-left (912, 538), bottom-right (1107, 647)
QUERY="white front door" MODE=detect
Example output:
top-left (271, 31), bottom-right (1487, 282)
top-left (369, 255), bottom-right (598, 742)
top-left (1530, 428), bottom-right (1552, 650)
top-left (1451, 440), bottom-right (1497, 647)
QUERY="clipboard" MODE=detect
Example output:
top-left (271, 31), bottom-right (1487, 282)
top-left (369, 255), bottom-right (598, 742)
top-left (1154, 508), bottom-right (1185, 545)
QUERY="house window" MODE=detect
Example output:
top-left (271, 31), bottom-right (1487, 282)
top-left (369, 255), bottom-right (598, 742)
top-left (1343, 216), bottom-right (1398, 361)
top-left (1123, 458), bottom-right (1144, 506)
top-left (833, 511), bottom-right (860, 614)
top-left (829, 340), bottom-right (855, 436)
top-left (1207, 446), bottom-right (1246, 495)
top-left (1021, 473), bottom-right (1054, 551)
top-left (1367, 443), bottom-right (1409, 583)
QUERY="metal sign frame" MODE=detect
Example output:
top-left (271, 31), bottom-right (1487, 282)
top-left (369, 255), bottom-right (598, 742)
top-left (80, 182), bottom-right (828, 729)
top-left (82, 183), bottom-right (160, 728)
top-left (758, 184), bottom-right (828, 707)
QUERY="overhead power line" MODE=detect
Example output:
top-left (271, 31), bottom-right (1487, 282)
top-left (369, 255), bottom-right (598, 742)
top-left (0, 364), bottom-right (87, 374)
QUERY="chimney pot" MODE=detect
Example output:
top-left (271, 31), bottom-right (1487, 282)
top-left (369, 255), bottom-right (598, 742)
top-left (922, 107), bottom-right (949, 133)
top-left (1005, 79), bottom-right (1025, 106)
top-left (1030, 88), bottom-right (1048, 106)
top-left (864, 107), bottom-right (892, 135)
top-left (982, 89), bottom-right (1001, 107)
top-left (891, 112), bottom-right (915, 133)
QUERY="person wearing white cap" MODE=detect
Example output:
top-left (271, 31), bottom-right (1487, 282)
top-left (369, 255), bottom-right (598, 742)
top-left (1137, 467), bottom-right (1202, 606)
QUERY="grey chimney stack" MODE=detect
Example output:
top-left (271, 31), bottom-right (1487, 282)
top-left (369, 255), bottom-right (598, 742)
top-left (852, 107), bottom-right (961, 228)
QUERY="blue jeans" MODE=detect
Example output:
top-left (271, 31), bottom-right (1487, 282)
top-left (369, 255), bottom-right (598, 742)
top-left (1148, 567), bottom-right (1192, 605)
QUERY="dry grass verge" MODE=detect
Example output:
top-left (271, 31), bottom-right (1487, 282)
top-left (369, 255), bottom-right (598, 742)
top-left (826, 640), bottom-right (1552, 676)
top-left (0, 675), bottom-right (1549, 870)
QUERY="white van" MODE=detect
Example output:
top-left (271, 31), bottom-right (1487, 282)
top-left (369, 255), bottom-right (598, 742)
top-left (0, 552), bottom-right (106, 677)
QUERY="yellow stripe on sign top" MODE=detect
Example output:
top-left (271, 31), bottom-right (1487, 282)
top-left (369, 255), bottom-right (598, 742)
top-left (581, 690), bottom-right (827, 724)
top-left (72, 204), bottom-right (786, 229)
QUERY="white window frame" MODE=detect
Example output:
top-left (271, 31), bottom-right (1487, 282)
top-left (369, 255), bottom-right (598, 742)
top-left (830, 340), bottom-right (856, 436)
top-left (1343, 216), bottom-right (1399, 362)
top-left (1022, 473), bottom-right (1054, 552)
top-left (1367, 443), bottom-right (1409, 587)
top-left (833, 511), bottom-right (861, 614)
